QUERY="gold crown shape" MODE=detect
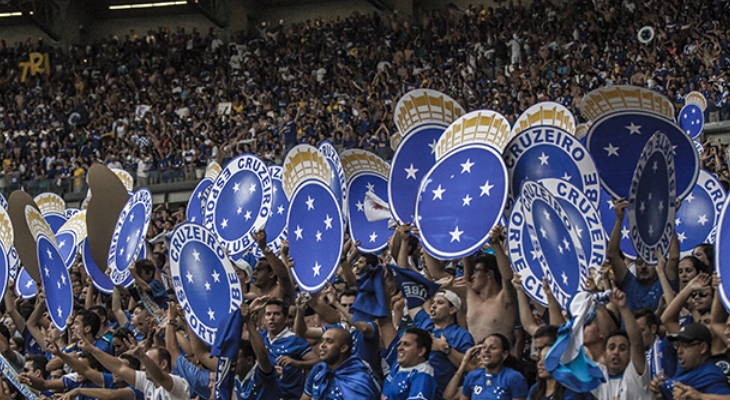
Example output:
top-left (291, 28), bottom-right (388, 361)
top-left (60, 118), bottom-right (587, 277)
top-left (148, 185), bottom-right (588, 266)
top-left (282, 145), bottom-right (332, 200)
top-left (33, 193), bottom-right (66, 216)
top-left (685, 92), bottom-right (707, 112)
top-left (0, 205), bottom-right (14, 252)
top-left (580, 86), bottom-right (675, 121)
top-left (574, 122), bottom-right (592, 140)
top-left (111, 169), bottom-right (134, 192)
top-left (340, 149), bottom-right (390, 183)
top-left (206, 162), bottom-right (222, 180)
top-left (57, 210), bottom-right (88, 242)
top-left (390, 132), bottom-right (403, 152)
top-left (394, 89), bottom-right (465, 135)
top-left (436, 110), bottom-right (511, 159)
top-left (24, 205), bottom-right (56, 245)
top-left (511, 102), bottom-right (576, 139)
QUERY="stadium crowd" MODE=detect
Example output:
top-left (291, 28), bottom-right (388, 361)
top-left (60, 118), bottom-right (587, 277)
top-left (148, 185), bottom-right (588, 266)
top-left (0, 0), bottom-right (728, 399)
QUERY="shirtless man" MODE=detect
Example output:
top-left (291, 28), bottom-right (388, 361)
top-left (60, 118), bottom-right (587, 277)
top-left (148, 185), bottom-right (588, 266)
top-left (250, 229), bottom-right (295, 305)
top-left (464, 225), bottom-right (518, 345)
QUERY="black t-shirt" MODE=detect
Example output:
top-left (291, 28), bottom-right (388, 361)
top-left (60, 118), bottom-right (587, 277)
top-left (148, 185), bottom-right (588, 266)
top-left (709, 351), bottom-right (730, 385)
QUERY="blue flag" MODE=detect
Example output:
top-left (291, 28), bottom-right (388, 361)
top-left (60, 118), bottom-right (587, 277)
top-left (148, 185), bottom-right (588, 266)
top-left (210, 308), bottom-right (243, 400)
top-left (351, 265), bottom-right (388, 322)
top-left (387, 264), bottom-right (440, 309)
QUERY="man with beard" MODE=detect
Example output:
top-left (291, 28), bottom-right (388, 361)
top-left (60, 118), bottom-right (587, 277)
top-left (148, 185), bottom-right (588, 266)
top-left (607, 199), bottom-right (678, 311)
top-left (301, 327), bottom-right (380, 400)
top-left (381, 328), bottom-right (437, 400)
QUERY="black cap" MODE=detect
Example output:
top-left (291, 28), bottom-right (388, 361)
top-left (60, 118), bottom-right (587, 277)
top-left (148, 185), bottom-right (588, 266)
top-left (668, 323), bottom-right (712, 345)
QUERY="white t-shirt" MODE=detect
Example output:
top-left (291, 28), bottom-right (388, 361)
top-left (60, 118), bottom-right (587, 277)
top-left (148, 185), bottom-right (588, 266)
top-left (591, 360), bottom-right (652, 400)
top-left (134, 370), bottom-right (190, 400)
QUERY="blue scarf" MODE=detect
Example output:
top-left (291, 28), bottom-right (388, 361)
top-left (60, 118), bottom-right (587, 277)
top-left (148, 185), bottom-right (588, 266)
top-left (210, 309), bottom-right (243, 400)
top-left (387, 264), bottom-right (441, 309)
top-left (661, 360), bottom-right (728, 400)
top-left (351, 265), bottom-right (388, 322)
top-left (309, 356), bottom-right (380, 400)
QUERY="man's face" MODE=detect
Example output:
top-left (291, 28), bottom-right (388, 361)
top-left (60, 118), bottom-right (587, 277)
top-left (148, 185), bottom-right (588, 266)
top-left (252, 263), bottom-right (272, 288)
top-left (676, 341), bottom-right (707, 371)
top-left (634, 258), bottom-right (657, 284)
top-left (606, 335), bottom-right (630, 375)
top-left (397, 333), bottom-right (424, 368)
top-left (73, 315), bottom-right (87, 340)
top-left (339, 295), bottom-right (355, 315)
top-left (691, 290), bottom-right (712, 312)
top-left (264, 304), bottom-right (286, 335)
top-left (479, 336), bottom-right (507, 370)
top-left (429, 295), bottom-right (455, 323)
top-left (533, 336), bottom-right (553, 361)
top-left (636, 317), bottom-right (656, 351)
top-left (23, 361), bottom-right (40, 378)
top-left (319, 329), bottom-right (345, 365)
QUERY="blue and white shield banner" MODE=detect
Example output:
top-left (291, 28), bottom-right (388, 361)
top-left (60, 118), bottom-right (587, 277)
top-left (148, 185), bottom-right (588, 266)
top-left (250, 165), bottom-right (290, 258)
top-left (169, 223), bottom-right (243, 346)
top-left (508, 194), bottom-right (548, 306)
top-left (586, 110), bottom-right (698, 200)
top-left (81, 238), bottom-right (116, 294)
top-left (679, 104), bottom-right (704, 139)
top-left (503, 126), bottom-right (600, 216)
top-left (520, 180), bottom-right (588, 309)
top-left (43, 213), bottom-right (67, 235)
top-left (64, 208), bottom-right (81, 219)
top-left (675, 169), bottom-right (726, 256)
top-left (15, 268), bottom-right (37, 300)
top-left (627, 132), bottom-right (676, 266)
top-left (0, 241), bottom-right (9, 302)
top-left (34, 193), bottom-right (67, 234)
top-left (319, 142), bottom-right (347, 221)
top-left (415, 143), bottom-right (508, 259)
top-left (597, 188), bottom-right (637, 259)
top-left (694, 140), bottom-right (704, 156)
top-left (205, 154), bottom-right (272, 256)
top-left (347, 172), bottom-right (390, 253)
top-left (287, 180), bottom-right (344, 292)
top-left (388, 123), bottom-right (446, 223)
top-left (714, 193), bottom-right (730, 311)
top-left (108, 189), bottom-right (153, 286)
top-left (187, 178), bottom-right (213, 225)
top-left (540, 178), bottom-right (607, 274)
top-left (37, 234), bottom-right (73, 332)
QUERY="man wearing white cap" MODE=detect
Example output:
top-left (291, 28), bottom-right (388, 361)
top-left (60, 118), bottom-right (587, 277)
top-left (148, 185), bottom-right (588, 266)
top-left (232, 257), bottom-right (253, 295)
top-left (405, 289), bottom-right (475, 400)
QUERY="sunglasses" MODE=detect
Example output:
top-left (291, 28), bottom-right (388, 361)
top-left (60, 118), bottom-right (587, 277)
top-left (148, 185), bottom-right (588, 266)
top-left (691, 291), bottom-right (709, 298)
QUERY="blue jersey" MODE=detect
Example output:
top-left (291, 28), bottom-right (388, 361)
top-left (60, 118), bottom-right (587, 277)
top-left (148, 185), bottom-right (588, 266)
top-left (527, 383), bottom-right (592, 400)
top-left (62, 376), bottom-right (99, 400)
top-left (414, 309), bottom-right (475, 400)
top-left (260, 328), bottom-right (312, 400)
top-left (101, 372), bottom-right (145, 400)
top-left (381, 362), bottom-right (438, 400)
top-left (462, 367), bottom-right (529, 400)
top-left (303, 356), bottom-right (380, 400)
top-left (322, 322), bottom-right (380, 371)
top-left (22, 326), bottom-right (43, 355)
top-left (620, 270), bottom-right (677, 312)
top-left (235, 366), bottom-right (283, 400)
top-left (173, 353), bottom-right (211, 399)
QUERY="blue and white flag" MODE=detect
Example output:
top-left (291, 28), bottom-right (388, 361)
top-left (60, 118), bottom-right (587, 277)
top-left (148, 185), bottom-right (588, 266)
top-left (319, 142), bottom-right (347, 222)
top-left (540, 178), bottom-right (606, 274)
top-left (37, 234), bottom-right (73, 332)
top-left (210, 306), bottom-right (243, 400)
top-left (7, 246), bottom-right (18, 281)
top-left (675, 169), bottom-right (726, 256)
top-left (187, 178), bottom-right (213, 225)
top-left (545, 291), bottom-right (609, 392)
top-left (679, 104), bottom-right (704, 139)
top-left (347, 172), bottom-right (390, 253)
top-left (586, 110), bottom-right (698, 200)
top-left (387, 264), bottom-right (441, 310)
top-left (388, 124), bottom-right (446, 224)
top-left (15, 268), bottom-right (37, 300)
top-left (54, 211), bottom-right (87, 269)
top-left (520, 180), bottom-right (588, 309)
top-left (288, 180), bottom-right (344, 292)
top-left (205, 154), bottom-right (272, 257)
top-left (503, 126), bottom-right (600, 215)
top-left (250, 165), bottom-right (289, 258)
top-left (351, 265), bottom-right (388, 322)
top-left (416, 143), bottom-right (508, 259)
top-left (627, 132), bottom-right (676, 266)
top-left (169, 223), bottom-right (243, 346)
top-left (108, 189), bottom-right (152, 286)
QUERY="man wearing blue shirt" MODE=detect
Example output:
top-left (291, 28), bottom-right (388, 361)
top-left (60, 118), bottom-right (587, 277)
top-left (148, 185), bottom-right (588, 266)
top-left (237, 300), bottom-right (283, 400)
top-left (301, 327), bottom-right (380, 400)
top-left (447, 333), bottom-right (528, 400)
top-left (607, 199), bottom-right (678, 311)
top-left (408, 290), bottom-right (475, 400)
top-left (650, 323), bottom-right (730, 399)
top-left (381, 327), bottom-right (438, 400)
top-left (260, 299), bottom-right (318, 400)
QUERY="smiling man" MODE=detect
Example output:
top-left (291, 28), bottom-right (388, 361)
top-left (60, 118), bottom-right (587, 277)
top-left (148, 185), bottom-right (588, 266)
top-left (381, 328), bottom-right (437, 400)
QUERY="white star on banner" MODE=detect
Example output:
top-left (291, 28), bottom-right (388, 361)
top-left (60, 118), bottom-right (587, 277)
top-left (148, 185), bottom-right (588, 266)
top-left (186, 271), bottom-right (194, 283)
top-left (626, 123), bottom-right (642, 135)
top-left (294, 225), bottom-right (304, 240)
top-left (432, 185), bottom-right (446, 200)
top-left (538, 152), bottom-right (550, 165)
top-left (306, 196), bottom-right (315, 210)
top-left (462, 194), bottom-right (472, 206)
top-left (192, 249), bottom-right (201, 261)
top-left (405, 164), bottom-right (419, 180)
top-left (233, 182), bottom-right (240, 193)
top-left (324, 215), bottom-right (333, 230)
top-left (461, 159), bottom-right (475, 173)
top-left (450, 226), bottom-right (464, 242)
top-left (369, 232), bottom-right (378, 242)
top-left (313, 262), bottom-right (322, 277)
top-left (212, 270), bottom-right (220, 282)
top-left (604, 143), bottom-right (620, 157)
top-left (698, 214), bottom-right (708, 225)
top-left (479, 181), bottom-right (494, 197)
